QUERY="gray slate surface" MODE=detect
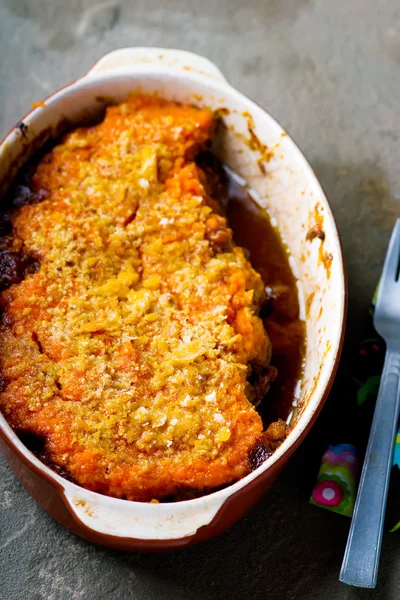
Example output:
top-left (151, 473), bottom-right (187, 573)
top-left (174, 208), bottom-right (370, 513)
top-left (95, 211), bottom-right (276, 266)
top-left (2, 0), bottom-right (400, 598)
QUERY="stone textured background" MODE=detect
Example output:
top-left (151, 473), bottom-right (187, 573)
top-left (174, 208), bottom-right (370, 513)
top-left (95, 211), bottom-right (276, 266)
top-left (1, 1), bottom-right (400, 598)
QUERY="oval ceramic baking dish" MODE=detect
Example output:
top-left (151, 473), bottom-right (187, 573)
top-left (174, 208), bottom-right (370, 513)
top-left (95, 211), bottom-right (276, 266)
top-left (0, 48), bottom-right (346, 550)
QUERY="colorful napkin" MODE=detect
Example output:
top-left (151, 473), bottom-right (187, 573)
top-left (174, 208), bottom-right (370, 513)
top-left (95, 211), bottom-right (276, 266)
top-left (310, 444), bottom-right (358, 516)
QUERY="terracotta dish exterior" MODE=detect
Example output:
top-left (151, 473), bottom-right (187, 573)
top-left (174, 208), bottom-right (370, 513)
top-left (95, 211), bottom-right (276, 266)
top-left (0, 48), bottom-right (346, 550)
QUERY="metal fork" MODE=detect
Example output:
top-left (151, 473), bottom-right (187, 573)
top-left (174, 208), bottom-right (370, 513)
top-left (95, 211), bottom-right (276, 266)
top-left (340, 219), bottom-right (400, 588)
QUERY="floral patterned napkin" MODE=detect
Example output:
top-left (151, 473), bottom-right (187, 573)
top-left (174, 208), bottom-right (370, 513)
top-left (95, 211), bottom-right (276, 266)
top-left (310, 443), bottom-right (359, 516)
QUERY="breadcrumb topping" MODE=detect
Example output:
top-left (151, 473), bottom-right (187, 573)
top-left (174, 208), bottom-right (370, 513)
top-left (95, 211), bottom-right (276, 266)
top-left (0, 95), bottom-right (271, 501)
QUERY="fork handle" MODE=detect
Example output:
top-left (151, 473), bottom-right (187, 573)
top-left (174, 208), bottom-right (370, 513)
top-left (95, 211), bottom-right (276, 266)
top-left (340, 347), bottom-right (400, 588)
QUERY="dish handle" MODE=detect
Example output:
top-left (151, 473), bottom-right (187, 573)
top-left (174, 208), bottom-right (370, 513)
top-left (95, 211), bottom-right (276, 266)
top-left (62, 484), bottom-right (227, 544)
top-left (85, 47), bottom-right (229, 84)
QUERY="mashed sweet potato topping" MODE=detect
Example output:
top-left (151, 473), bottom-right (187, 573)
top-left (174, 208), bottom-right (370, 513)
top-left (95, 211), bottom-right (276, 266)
top-left (0, 96), bottom-right (279, 501)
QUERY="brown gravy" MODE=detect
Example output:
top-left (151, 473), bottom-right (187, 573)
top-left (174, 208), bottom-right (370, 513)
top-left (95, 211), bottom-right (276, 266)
top-left (225, 173), bottom-right (305, 426)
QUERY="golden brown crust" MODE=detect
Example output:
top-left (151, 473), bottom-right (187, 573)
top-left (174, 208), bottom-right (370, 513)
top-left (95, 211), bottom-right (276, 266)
top-left (0, 95), bottom-right (271, 501)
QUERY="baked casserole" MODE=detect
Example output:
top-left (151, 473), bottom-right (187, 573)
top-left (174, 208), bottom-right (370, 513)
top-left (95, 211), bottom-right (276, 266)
top-left (0, 96), bottom-right (287, 501)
